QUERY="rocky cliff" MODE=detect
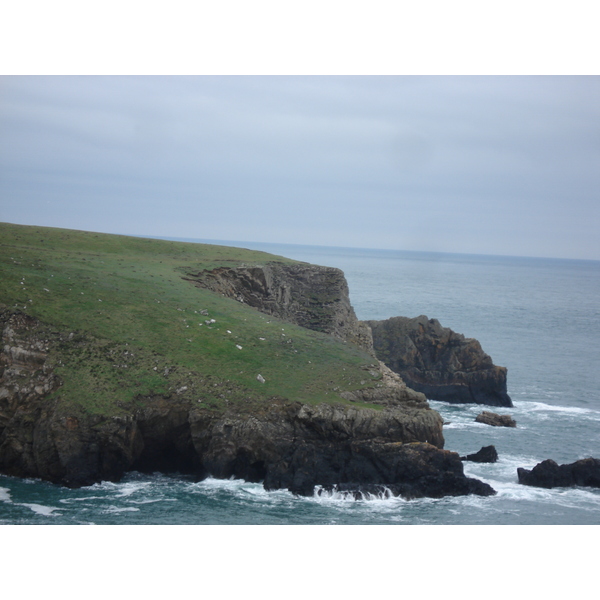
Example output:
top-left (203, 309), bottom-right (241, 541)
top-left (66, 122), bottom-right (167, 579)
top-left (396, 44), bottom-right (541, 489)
top-left (0, 221), bottom-right (501, 500)
top-left (0, 306), bottom-right (494, 499)
top-left (366, 315), bottom-right (512, 407)
top-left (184, 262), bottom-right (374, 352)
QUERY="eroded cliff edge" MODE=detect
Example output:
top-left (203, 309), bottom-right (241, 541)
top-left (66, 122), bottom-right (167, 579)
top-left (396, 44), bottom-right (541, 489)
top-left (0, 251), bottom-right (495, 499)
top-left (366, 315), bottom-right (512, 407)
top-left (0, 308), bottom-right (495, 498)
top-left (184, 263), bottom-right (374, 352)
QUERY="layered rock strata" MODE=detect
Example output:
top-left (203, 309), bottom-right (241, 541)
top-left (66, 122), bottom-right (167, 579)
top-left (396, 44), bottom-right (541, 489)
top-left (185, 263), bottom-right (374, 352)
top-left (366, 315), bottom-right (512, 407)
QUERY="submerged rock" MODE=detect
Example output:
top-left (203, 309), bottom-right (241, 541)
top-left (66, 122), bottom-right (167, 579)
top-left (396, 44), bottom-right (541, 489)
top-left (517, 458), bottom-right (600, 489)
top-left (475, 411), bottom-right (516, 427)
top-left (460, 445), bottom-right (499, 463)
top-left (366, 315), bottom-right (512, 407)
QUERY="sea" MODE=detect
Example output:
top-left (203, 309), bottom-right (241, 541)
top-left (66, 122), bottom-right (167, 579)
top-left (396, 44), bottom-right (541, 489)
top-left (2, 241), bottom-right (600, 527)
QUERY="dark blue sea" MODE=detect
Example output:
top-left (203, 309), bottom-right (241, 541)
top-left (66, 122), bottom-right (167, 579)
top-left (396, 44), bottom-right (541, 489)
top-left (2, 242), bottom-right (600, 526)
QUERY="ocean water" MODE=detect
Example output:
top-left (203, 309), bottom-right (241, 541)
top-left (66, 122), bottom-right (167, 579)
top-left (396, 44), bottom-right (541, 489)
top-left (2, 242), bottom-right (600, 525)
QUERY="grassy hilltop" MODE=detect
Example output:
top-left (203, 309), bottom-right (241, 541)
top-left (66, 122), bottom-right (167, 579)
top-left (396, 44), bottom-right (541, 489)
top-left (0, 223), bottom-right (380, 417)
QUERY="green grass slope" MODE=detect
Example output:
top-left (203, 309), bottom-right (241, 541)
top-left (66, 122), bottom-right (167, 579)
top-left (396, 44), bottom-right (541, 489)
top-left (0, 223), bottom-right (381, 416)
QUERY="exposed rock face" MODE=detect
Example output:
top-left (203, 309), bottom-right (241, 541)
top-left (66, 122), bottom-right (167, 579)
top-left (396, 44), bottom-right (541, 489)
top-left (475, 411), bottom-right (516, 427)
top-left (185, 262), bottom-right (374, 352)
top-left (517, 458), bottom-right (600, 489)
top-left (366, 315), bottom-right (512, 407)
top-left (460, 445), bottom-right (499, 463)
top-left (0, 309), bottom-right (496, 498)
top-left (316, 474), bottom-right (495, 500)
top-left (191, 401), bottom-right (466, 498)
top-left (340, 362), bottom-right (428, 408)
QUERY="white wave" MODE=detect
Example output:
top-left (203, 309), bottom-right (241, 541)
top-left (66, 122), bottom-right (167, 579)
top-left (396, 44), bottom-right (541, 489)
top-left (515, 401), bottom-right (600, 417)
top-left (441, 421), bottom-right (475, 430)
top-left (431, 397), bottom-right (600, 420)
top-left (313, 485), bottom-right (400, 503)
top-left (463, 454), bottom-right (600, 513)
top-left (489, 479), bottom-right (600, 510)
top-left (463, 454), bottom-right (542, 486)
top-left (187, 476), bottom-right (247, 495)
top-left (191, 476), bottom-right (249, 490)
top-left (91, 480), bottom-right (154, 497)
top-left (18, 503), bottom-right (62, 516)
top-left (115, 482), bottom-right (154, 497)
top-left (59, 495), bottom-right (105, 504)
top-left (0, 487), bottom-right (12, 502)
top-left (185, 477), bottom-right (295, 505)
top-left (126, 498), bottom-right (178, 505)
top-left (102, 506), bottom-right (140, 513)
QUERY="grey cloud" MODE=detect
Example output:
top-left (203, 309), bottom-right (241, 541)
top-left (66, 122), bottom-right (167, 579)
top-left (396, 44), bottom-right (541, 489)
top-left (1, 75), bottom-right (599, 259)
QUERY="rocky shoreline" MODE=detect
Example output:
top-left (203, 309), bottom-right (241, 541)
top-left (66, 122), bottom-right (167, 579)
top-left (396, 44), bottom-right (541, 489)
top-left (0, 235), bottom-right (528, 502)
top-left (1, 308), bottom-right (497, 499)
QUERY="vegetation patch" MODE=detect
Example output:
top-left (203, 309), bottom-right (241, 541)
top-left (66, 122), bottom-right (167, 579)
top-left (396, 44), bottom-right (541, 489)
top-left (1, 223), bottom-right (382, 415)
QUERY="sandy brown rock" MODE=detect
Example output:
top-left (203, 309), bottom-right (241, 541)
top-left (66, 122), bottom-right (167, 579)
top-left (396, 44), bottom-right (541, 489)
top-left (475, 411), bottom-right (516, 427)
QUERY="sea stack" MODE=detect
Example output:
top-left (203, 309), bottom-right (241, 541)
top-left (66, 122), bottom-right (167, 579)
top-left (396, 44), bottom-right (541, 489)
top-left (365, 315), bottom-right (512, 407)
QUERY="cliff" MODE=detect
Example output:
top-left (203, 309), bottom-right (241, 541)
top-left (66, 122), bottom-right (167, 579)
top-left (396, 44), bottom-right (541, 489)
top-left (184, 262), bottom-right (374, 352)
top-left (0, 223), bottom-right (495, 499)
top-left (366, 315), bottom-right (512, 407)
top-left (0, 308), bottom-right (496, 498)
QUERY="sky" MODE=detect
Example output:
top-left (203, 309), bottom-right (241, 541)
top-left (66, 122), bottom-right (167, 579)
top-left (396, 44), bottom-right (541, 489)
top-left (1, 75), bottom-right (599, 260)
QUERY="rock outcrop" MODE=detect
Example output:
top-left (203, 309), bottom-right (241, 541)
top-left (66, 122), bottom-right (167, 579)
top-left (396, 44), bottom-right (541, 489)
top-left (475, 411), bottom-right (516, 427)
top-left (185, 263), bottom-right (374, 352)
top-left (339, 362), bottom-right (428, 408)
top-left (517, 458), bottom-right (600, 489)
top-left (0, 309), bottom-right (495, 499)
top-left (366, 315), bottom-right (512, 407)
top-left (460, 445), bottom-right (499, 463)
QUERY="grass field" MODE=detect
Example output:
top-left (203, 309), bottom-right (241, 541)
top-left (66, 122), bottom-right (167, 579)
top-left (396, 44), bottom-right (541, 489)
top-left (0, 222), bottom-right (381, 415)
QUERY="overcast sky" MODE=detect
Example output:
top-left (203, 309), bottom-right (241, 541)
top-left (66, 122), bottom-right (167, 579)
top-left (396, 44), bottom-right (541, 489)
top-left (1, 75), bottom-right (599, 259)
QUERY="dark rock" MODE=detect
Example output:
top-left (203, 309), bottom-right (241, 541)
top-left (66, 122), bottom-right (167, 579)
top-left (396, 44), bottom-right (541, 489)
top-left (517, 457), bottom-right (600, 489)
top-left (316, 474), bottom-right (496, 500)
top-left (365, 315), bottom-right (512, 407)
top-left (1, 301), bottom-right (493, 501)
top-left (475, 411), bottom-right (516, 427)
top-left (191, 402), bottom-right (451, 497)
top-left (460, 445), bottom-right (499, 463)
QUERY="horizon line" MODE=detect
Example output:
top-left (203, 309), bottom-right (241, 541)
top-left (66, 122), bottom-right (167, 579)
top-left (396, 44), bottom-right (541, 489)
top-left (1, 221), bottom-right (597, 264)
top-left (147, 234), bottom-right (600, 264)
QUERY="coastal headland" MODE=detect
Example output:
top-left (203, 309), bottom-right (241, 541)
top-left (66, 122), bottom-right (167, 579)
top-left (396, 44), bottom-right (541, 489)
top-left (0, 223), bottom-right (497, 499)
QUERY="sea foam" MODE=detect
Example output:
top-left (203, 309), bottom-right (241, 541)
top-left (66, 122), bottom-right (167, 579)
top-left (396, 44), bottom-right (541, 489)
top-left (18, 503), bottom-right (62, 516)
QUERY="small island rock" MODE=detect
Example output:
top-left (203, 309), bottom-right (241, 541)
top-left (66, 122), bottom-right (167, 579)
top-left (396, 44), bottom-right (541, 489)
top-left (517, 457), bottom-right (600, 489)
top-left (460, 445), bottom-right (499, 463)
top-left (366, 315), bottom-right (512, 407)
top-left (475, 411), bottom-right (516, 427)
